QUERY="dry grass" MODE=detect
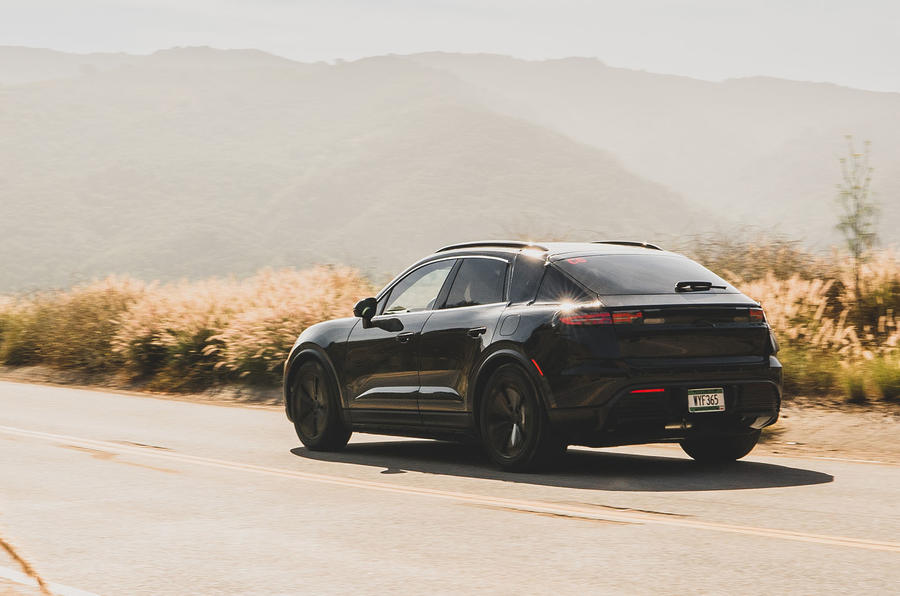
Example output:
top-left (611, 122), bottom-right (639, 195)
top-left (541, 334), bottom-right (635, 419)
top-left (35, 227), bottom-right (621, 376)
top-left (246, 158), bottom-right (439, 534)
top-left (729, 251), bottom-right (899, 403)
top-left (0, 251), bottom-right (896, 403)
top-left (0, 267), bottom-right (373, 390)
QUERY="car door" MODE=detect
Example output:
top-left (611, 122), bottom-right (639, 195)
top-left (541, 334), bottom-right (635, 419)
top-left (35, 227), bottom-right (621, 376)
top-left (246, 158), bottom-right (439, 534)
top-left (343, 258), bottom-right (456, 427)
top-left (417, 256), bottom-right (510, 429)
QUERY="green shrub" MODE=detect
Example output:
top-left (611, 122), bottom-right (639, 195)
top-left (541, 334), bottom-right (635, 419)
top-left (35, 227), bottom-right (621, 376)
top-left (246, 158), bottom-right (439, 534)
top-left (870, 356), bottom-right (900, 401)
top-left (0, 299), bottom-right (55, 366)
top-left (779, 347), bottom-right (838, 397)
top-left (840, 368), bottom-right (868, 403)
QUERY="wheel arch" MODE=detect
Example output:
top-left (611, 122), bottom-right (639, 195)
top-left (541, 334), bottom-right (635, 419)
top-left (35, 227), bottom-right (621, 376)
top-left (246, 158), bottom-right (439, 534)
top-left (470, 347), bottom-right (552, 431)
top-left (284, 344), bottom-right (346, 423)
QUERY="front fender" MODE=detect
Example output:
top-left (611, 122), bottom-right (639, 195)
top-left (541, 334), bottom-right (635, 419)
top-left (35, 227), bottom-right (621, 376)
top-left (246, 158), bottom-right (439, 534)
top-left (283, 345), bottom-right (336, 421)
top-left (283, 317), bottom-right (359, 421)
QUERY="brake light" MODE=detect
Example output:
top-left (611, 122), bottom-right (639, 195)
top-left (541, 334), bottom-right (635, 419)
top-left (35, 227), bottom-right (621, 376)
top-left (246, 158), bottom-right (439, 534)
top-left (631, 388), bottom-right (665, 394)
top-left (749, 308), bottom-right (765, 323)
top-left (559, 312), bottom-right (612, 325)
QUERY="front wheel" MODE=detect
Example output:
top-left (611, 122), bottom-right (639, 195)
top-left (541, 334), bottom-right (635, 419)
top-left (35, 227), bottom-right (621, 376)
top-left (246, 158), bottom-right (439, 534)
top-left (479, 364), bottom-right (565, 472)
top-left (291, 360), bottom-right (351, 451)
top-left (679, 430), bottom-right (760, 463)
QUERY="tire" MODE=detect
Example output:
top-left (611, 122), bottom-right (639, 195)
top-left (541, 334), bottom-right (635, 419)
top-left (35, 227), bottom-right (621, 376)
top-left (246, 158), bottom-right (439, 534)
top-left (679, 430), bottom-right (760, 463)
top-left (479, 363), bottom-right (565, 472)
top-left (290, 360), bottom-right (351, 451)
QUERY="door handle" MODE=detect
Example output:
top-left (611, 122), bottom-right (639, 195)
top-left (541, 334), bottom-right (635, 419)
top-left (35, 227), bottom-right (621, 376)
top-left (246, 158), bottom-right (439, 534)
top-left (467, 326), bottom-right (487, 338)
top-left (396, 332), bottom-right (415, 343)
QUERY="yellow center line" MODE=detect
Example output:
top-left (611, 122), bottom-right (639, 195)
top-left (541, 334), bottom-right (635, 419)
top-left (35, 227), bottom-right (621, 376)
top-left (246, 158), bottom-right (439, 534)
top-left (3, 424), bottom-right (899, 554)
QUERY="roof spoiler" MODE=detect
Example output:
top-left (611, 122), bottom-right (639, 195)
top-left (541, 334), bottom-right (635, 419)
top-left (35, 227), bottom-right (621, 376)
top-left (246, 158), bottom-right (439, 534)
top-left (593, 241), bottom-right (663, 250)
top-left (436, 240), bottom-right (550, 253)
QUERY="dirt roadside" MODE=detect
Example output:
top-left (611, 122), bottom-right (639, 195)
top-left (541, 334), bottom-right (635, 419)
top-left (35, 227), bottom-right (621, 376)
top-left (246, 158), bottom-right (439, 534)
top-left (755, 402), bottom-right (900, 464)
top-left (2, 365), bottom-right (899, 464)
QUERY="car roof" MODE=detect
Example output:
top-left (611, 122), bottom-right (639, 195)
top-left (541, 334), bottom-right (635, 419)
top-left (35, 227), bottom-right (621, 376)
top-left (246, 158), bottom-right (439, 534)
top-left (377, 240), bottom-right (678, 300)
top-left (432, 240), bottom-right (672, 259)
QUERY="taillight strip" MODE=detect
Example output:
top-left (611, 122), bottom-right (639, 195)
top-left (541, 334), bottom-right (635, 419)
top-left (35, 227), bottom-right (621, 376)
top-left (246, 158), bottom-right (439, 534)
top-left (560, 310), bottom-right (647, 326)
top-left (612, 310), bottom-right (643, 324)
top-left (559, 312), bottom-right (612, 325)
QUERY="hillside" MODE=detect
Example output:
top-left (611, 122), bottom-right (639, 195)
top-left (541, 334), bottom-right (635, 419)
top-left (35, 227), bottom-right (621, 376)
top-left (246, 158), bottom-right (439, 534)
top-left (2, 47), bottom-right (897, 291)
top-left (408, 53), bottom-right (900, 246)
top-left (0, 48), bottom-right (697, 291)
top-left (0, 46), bottom-right (317, 85)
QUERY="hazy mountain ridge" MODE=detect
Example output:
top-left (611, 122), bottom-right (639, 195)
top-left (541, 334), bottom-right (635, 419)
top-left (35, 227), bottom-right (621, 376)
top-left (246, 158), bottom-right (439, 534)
top-left (0, 48), bottom-right (697, 291)
top-left (406, 52), bottom-right (900, 245)
top-left (0, 45), bottom-right (322, 85)
top-left (1, 46), bottom-right (896, 291)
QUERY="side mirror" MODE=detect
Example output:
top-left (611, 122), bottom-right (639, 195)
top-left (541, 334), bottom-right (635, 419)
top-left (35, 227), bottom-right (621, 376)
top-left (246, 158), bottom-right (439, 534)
top-left (353, 297), bottom-right (377, 321)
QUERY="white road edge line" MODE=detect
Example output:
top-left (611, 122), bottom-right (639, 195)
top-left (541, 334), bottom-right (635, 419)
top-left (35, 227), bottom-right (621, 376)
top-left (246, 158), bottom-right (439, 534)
top-left (0, 565), bottom-right (99, 596)
top-left (805, 455), bottom-right (891, 465)
top-left (3, 424), bottom-right (900, 554)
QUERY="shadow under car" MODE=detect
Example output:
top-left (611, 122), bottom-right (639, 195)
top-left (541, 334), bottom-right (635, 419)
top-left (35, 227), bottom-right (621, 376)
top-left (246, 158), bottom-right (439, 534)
top-left (291, 439), bottom-right (833, 492)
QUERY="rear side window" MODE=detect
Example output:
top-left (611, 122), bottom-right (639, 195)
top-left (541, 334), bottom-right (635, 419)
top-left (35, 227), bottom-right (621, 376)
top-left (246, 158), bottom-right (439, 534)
top-left (444, 258), bottom-right (508, 308)
top-left (554, 254), bottom-right (736, 295)
top-left (509, 253), bottom-right (545, 304)
top-left (535, 266), bottom-right (593, 303)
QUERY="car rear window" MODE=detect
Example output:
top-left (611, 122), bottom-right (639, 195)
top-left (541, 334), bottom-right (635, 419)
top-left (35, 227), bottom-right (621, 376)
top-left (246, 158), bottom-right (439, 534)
top-left (554, 254), bottom-right (736, 296)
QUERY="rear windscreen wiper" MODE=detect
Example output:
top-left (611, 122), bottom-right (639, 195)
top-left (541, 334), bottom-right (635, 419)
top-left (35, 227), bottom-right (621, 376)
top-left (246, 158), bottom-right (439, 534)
top-left (675, 280), bottom-right (727, 292)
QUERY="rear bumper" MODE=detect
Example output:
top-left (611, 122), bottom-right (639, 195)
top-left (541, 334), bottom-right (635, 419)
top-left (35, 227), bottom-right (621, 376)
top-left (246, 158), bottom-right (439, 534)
top-left (546, 358), bottom-right (781, 447)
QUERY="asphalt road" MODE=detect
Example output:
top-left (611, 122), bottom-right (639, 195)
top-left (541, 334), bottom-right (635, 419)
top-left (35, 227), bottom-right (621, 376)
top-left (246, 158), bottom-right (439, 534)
top-left (1, 381), bottom-right (899, 595)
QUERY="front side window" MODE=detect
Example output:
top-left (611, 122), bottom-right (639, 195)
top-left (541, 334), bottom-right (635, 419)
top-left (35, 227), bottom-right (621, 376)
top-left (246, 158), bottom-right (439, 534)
top-left (444, 258), bottom-right (508, 308)
top-left (382, 260), bottom-right (455, 314)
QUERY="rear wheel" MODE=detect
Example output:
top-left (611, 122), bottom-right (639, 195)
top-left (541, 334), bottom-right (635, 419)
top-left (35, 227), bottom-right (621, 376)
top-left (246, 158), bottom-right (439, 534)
top-left (291, 360), bottom-right (351, 451)
top-left (479, 364), bottom-right (565, 472)
top-left (679, 430), bottom-right (760, 463)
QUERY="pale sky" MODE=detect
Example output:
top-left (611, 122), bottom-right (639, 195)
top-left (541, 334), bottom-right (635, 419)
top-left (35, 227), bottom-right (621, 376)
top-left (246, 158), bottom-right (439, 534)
top-left (3, 0), bottom-right (899, 92)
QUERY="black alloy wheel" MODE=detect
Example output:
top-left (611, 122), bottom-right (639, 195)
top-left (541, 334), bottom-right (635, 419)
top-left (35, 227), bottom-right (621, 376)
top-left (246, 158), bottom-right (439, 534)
top-left (292, 360), bottom-right (351, 451)
top-left (480, 363), bottom-right (565, 472)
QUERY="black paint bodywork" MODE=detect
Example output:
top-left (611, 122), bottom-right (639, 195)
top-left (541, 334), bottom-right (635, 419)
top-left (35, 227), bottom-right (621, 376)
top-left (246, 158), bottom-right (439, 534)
top-left (284, 243), bottom-right (781, 447)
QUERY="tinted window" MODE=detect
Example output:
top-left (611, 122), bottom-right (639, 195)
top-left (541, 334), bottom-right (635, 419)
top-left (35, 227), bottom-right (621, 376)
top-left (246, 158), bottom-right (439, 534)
top-left (444, 258), bottom-right (508, 308)
top-left (535, 266), bottom-right (593, 303)
top-left (509, 253), bottom-right (546, 304)
top-left (383, 260), bottom-right (455, 314)
top-left (554, 254), bottom-right (736, 295)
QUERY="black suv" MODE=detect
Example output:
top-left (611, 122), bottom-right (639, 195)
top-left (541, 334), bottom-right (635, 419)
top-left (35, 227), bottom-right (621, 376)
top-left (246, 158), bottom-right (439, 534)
top-left (284, 241), bottom-right (781, 471)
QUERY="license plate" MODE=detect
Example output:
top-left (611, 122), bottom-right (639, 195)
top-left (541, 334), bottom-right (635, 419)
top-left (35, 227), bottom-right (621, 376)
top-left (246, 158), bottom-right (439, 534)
top-left (688, 388), bottom-right (725, 413)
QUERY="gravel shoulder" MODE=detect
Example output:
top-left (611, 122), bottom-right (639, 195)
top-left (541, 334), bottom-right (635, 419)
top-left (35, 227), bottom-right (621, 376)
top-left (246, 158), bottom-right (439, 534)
top-left (756, 401), bottom-right (900, 464)
top-left (3, 365), bottom-right (899, 464)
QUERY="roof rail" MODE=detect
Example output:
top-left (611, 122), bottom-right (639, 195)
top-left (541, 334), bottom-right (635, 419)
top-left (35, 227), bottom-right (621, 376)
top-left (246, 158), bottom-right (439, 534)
top-left (593, 240), bottom-right (663, 251)
top-left (436, 240), bottom-right (550, 253)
